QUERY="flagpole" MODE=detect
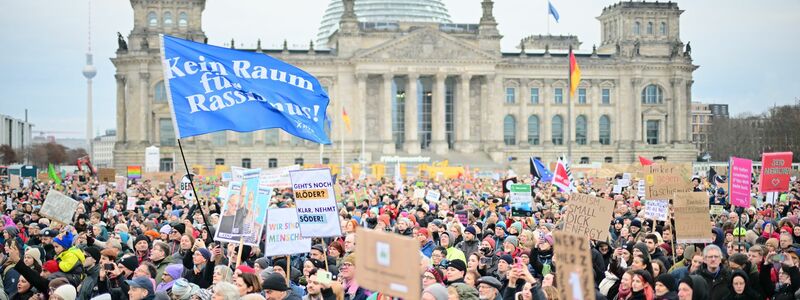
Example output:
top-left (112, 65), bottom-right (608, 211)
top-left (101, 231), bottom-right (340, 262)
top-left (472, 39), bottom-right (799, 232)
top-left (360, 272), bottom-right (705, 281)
top-left (177, 139), bottom-right (213, 245)
top-left (547, 2), bottom-right (550, 35)
top-left (567, 47), bottom-right (573, 162)
top-left (340, 111), bottom-right (345, 176)
top-left (319, 143), bottom-right (323, 165)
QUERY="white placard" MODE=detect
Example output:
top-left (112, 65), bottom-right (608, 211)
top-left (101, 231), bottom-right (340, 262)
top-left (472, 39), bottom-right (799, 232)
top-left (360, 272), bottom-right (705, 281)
top-left (289, 168), bottom-right (342, 237)
top-left (413, 189), bottom-right (426, 199)
top-left (637, 180), bottom-right (646, 198)
top-left (425, 190), bottom-right (441, 203)
top-left (261, 165), bottom-right (302, 189)
top-left (644, 199), bottom-right (670, 221)
top-left (179, 175), bottom-right (195, 200)
top-left (617, 179), bottom-right (631, 187)
top-left (144, 145), bottom-right (160, 173)
top-left (263, 208), bottom-right (313, 257)
top-left (612, 185), bottom-right (622, 194)
top-left (41, 190), bottom-right (80, 225)
top-left (622, 173), bottom-right (632, 181)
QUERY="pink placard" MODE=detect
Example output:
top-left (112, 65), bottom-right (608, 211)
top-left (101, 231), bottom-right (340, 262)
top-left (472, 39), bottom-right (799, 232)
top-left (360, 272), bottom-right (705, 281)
top-left (729, 157), bottom-right (752, 208)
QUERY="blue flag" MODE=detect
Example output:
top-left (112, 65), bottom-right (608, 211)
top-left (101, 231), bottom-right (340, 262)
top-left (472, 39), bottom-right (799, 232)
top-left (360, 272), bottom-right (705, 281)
top-left (530, 157), bottom-right (554, 182)
top-left (160, 35), bottom-right (331, 144)
top-left (548, 1), bottom-right (560, 23)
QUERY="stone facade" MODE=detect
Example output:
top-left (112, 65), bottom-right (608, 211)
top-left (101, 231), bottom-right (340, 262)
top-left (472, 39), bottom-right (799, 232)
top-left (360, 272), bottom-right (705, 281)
top-left (113, 0), bottom-right (698, 173)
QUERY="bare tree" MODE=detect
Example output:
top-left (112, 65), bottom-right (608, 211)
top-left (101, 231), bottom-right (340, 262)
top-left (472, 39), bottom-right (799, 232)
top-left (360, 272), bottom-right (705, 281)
top-left (0, 145), bottom-right (17, 164)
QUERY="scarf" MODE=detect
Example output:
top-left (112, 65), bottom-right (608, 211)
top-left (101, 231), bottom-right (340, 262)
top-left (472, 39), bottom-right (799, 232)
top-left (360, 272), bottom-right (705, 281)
top-left (617, 283), bottom-right (632, 299)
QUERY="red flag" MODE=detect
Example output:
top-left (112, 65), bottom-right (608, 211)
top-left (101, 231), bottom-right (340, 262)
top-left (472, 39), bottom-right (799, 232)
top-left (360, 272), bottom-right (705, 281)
top-left (552, 158), bottom-right (572, 192)
top-left (639, 156), bottom-right (653, 166)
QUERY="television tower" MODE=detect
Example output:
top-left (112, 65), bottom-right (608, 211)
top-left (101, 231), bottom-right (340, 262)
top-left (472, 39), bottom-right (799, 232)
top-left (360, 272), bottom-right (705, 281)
top-left (82, 0), bottom-right (96, 158)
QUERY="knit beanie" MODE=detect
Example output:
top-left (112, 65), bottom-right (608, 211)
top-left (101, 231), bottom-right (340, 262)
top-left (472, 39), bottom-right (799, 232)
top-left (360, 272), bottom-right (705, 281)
top-left (504, 236), bottom-right (519, 248)
top-left (120, 255), bottom-right (139, 272)
top-left (54, 284), bottom-right (77, 300)
top-left (25, 247), bottom-right (42, 266)
top-left (423, 283), bottom-right (448, 300)
top-left (656, 273), bottom-right (677, 292)
top-left (482, 236), bottom-right (496, 250)
top-left (54, 231), bottom-right (74, 249)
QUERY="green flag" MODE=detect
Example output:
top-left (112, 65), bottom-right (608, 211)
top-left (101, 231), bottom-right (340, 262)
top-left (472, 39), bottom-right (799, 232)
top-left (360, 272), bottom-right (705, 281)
top-left (48, 163), bottom-right (61, 185)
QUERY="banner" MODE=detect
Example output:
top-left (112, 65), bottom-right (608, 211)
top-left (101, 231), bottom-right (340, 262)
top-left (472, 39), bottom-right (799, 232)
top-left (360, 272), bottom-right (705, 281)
top-left (160, 35), bottom-right (331, 144)
top-left (263, 208), bottom-right (312, 257)
top-left (643, 163), bottom-right (693, 199)
top-left (41, 190), bottom-right (80, 225)
top-left (214, 181), bottom-right (242, 243)
top-left (260, 165), bottom-right (301, 189)
top-left (289, 168), bottom-right (342, 237)
top-left (127, 166), bottom-right (142, 179)
top-left (562, 193), bottom-right (614, 241)
top-left (729, 157), bottom-right (752, 208)
top-left (644, 199), bottom-right (669, 222)
top-left (553, 231), bottom-right (596, 300)
top-left (510, 184), bottom-right (533, 217)
top-left (759, 152), bottom-right (793, 193)
top-left (355, 228), bottom-right (421, 300)
top-left (240, 169), bottom-right (267, 246)
top-left (673, 192), bottom-right (712, 243)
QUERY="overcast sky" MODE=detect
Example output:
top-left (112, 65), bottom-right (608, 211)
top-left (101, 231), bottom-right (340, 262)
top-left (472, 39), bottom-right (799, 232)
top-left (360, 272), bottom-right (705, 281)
top-left (1, 0), bottom-right (797, 139)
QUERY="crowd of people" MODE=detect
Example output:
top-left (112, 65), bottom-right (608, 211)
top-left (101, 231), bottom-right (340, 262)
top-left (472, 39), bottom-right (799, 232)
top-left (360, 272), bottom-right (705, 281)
top-left (0, 166), bottom-right (798, 300)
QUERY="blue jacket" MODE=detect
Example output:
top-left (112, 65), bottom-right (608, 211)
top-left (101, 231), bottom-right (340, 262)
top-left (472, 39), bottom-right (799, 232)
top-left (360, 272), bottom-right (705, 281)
top-left (421, 240), bottom-right (436, 258)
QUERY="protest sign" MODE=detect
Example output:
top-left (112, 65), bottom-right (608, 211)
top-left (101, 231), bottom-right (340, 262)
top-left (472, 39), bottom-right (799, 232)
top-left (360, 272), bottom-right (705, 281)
top-left (456, 211), bottom-right (468, 226)
top-left (355, 228), bottom-right (421, 300)
top-left (10, 175), bottom-right (20, 189)
top-left (127, 166), bottom-right (142, 179)
top-left (612, 185), bottom-right (622, 194)
top-left (22, 178), bottom-right (30, 188)
top-left (502, 177), bottom-right (517, 193)
top-left (230, 167), bottom-right (245, 182)
top-left (710, 205), bottom-right (725, 216)
top-left (214, 181), bottom-right (243, 243)
top-left (617, 178), bottom-right (630, 187)
top-left (425, 190), bottom-right (441, 203)
top-left (41, 190), bottom-right (80, 225)
top-left (637, 180), bottom-right (646, 198)
top-left (643, 163), bottom-right (693, 199)
top-left (759, 152), bottom-right (793, 193)
top-left (510, 184), bottom-right (533, 217)
top-left (673, 192), bottom-right (712, 243)
top-left (263, 208), bottom-right (312, 257)
top-left (289, 168), bottom-right (342, 237)
top-left (98, 168), bottom-right (115, 182)
top-left (97, 185), bottom-right (107, 195)
top-left (729, 157), bottom-right (752, 208)
top-left (765, 192), bottom-right (778, 205)
top-left (37, 172), bottom-right (50, 182)
top-left (179, 175), bottom-right (195, 200)
top-left (261, 165), bottom-right (301, 189)
top-left (644, 199), bottom-right (669, 222)
top-left (553, 231), bottom-right (596, 300)
top-left (562, 193), bottom-right (614, 241)
top-left (412, 189), bottom-right (426, 199)
top-left (622, 173), bottom-right (632, 181)
top-left (115, 176), bottom-right (127, 193)
top-left (126, 196), bottom-right (137, 211)
top-left (240, 169), bottom-right (268, 246)
top-left (221, 172), bottom-right (232, 182)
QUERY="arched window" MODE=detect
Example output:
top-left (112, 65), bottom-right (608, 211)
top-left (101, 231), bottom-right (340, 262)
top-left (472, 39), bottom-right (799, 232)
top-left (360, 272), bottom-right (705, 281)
top-left (660, 22), bottom-right (667, 35)
top-left (163, 12), bottom-right (173, 26)
top-left (503, 115), bottom-right (516, 146)
top-left (633, 22), bottom-right (640, 35)
top-left (154, 81), bottom-right (167, 103)
top-left (575, 115), bottom-right (587, 145)
top-left (552, 115), bottom-right (563, 145)
top-left (647, 22), bottom-right (653, 34)
top-left (599, 115), bottom-right (611, 145)
top-left (179, 12), bottom-right (188, 27)
top-left (147, 12), bottom-right (158, 27)
top-left (527, 115), bottom-right (540, 145)
top-left (641, 84), bottom-right (663, 104)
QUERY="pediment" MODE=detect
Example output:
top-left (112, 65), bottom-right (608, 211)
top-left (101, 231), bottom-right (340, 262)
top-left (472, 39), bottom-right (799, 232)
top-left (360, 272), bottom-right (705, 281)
top-left (642, 106), bottom-right (668, 116)
top-left (355, 28), bottom-right (497, 61)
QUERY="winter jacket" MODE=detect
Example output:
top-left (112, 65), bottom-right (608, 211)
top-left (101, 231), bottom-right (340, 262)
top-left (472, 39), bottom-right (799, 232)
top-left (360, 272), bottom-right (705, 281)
top-left (152, 256), bottom-right (175, 284)
top-left (456, 238), bottom-right (480, 260)
top-left (77, 265), bottom-right (100, 300)
top-left (691, 264), bottom-right (731, 300)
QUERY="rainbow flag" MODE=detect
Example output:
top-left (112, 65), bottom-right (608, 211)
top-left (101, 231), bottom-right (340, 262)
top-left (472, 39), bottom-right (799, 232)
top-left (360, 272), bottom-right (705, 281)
top-left (569, 48), bottom-right (581, 97)
top-left (127, 166), bottom-right (142, 179)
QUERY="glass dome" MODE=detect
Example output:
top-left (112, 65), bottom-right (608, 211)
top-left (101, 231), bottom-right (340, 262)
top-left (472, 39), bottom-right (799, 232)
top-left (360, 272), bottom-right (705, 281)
top-left (316, 0), bottom-right (452, 47)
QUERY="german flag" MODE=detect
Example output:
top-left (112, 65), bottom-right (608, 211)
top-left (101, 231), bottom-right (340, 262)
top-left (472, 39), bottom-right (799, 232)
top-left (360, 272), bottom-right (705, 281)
top-left (342, 107), bottom-right (352, 133)
top-left (569, 47), bottom-right (581, 97)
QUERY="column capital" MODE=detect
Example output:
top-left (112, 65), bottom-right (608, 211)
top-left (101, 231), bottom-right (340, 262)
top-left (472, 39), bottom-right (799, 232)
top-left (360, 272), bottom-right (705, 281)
top-left (355, 73), bottom-right (368, 81)
top-left (670, 77), bottom-right (684, 87)
top-left (435, 73), bottom-right (447, 81)
top-left (115, 74), bottom-right (126, 82)
top-left (407, 73), bottom-right (419, 80)
top-left (139, 72), bottom-right (150, 81)
top-left (460, 73), bottom-right (472, 81)
top-left (381, 73), bottom-right (394, 80)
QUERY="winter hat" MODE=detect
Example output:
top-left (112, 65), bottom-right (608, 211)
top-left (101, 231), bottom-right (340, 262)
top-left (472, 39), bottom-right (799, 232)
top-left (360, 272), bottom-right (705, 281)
top-left (83, 246), bottom-right (101, 262)
top-left (307, 258), bottom-right (326, 270)
top-left (633, 269), bottom-right (654, 287)
top-left (464, 226), bottom-right (477, 236)
top-left (54, 284), bottom-right (77, 300)
top-left (498, 254), bottom-right (513, 265)
top-left (25, 247), bottom-right (42, 266)
top-left (729, 253), bottom-right (749, 267)
top-left (422, 283), bottom-right (448, 300)
top-left (237, 265), bottom-right (255, 274)
top-left (504, 236), bottom-right (519, 248)
top-left (630, 219), bottom-right (642, 228)
top-left (54, 231), bottom-right (74, 249)
top-left (450, 283), bottom-right (480, 300)
top-left (165, 264), bottom-right (183, 280)
top-left (543, 234), bottom-right (554, 245)
top-left (254, 258), bottom-right (269, 270)
top-left (134, 234), bottom-right (151, 248)
top-left (261, 272), bottom-right (289, 291)
top-left (448, 259), bottom-right (466, 273)
top-left (425, 267), bottom-right (445, 283)
top-left (196, 248), bottom-right (211, 261)
top-left (144, 230), bottom-right (160, 241)
top-left (418, 228), bottom-right (430, 239)
top-left (656, 273), bottom-right (677, 292)
top-left (482, 236), bottom-right (496, 249)
top-left (120, 255), bottom-right (140, 272)
top-left (126, 276), bottom-right (155, 297)
top-left (4, 225), bottom-right (19, 237)
top-left (171, 279), bottom-right (199, 300)
top-left (159, 224), bottom-right (172, 235)
top-left (495, 221), bottom-right (507, 230)
top-left (43, 260), bottom-right (59, 273)
top-left (476, 276), bottom-right (502, 291)
top-left (510, 222), bottom-right (523, 233)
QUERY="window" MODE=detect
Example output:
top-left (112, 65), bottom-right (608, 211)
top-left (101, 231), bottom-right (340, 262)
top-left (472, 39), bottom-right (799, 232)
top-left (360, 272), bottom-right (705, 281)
top-left (264, 129), bottom-right (279, 146)
top-left (552, 115), bottom-right (563, 145)
top-left (554, 88), bottom-right (563, 104)
top-left (530, 88), bottom-right (539, 104)
top-left (647, 22), bottom-right (653, 34)
top-left (604, 157), bottom-right (613, 163)
top-left (154, 81), bottom-right (167, 103)
top-left (576, 115), bottom-right (587, 145)
top-left (241, 158), bottom-right (251, 168)
top-left (660, 22), bottom-right (667, 35)
top-left (158, 118), bottom-right (175, 146)
top-left (577, 88), bottom-right (587, 104)
top-left (163, 12), bottom-right (173, 26)
top-left (179, 12), bottom-right (188, 27)
top-left (268, 158), bottom-right (278, 168)
top-left (646, 120), bottom-right (659, 145)
top-left (322, 158), bottom-right (330, 164)
top-left (503, 115), bottom-right (516, 146)
top-left (527, 115), bottom-right (540, 145)
top-left (602, 89), bottom-right (610, 104)
top-left (599, 115), bottom-right (611, 145)
top-left (295, 158), bottom-right (304, 165)
top-left (159, 158), bottom-right (173, 172)
top-left (634, 22), bottom-right (640, 35)
top-left (147, 12), bottom-right (158, 27)
top-left (239, 132), bottom-right (253, 146)
top-left (642, 84), bottom-right (663, 104)
top-left (505, 87), bottom-right (516, 104)
top-left (212, 131), bottom-right (227, 146)
top-left (580, 157), bottom-right (590, 164)
top-left (214, 158), bottom-right (225, 165)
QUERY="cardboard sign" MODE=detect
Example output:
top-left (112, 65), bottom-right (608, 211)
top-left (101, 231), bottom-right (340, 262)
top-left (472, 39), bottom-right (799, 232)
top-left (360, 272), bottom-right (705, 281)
top-left (41, 190), bottom-right (80, 225)
top-left (413, 189), bottom-right (426, 199)
top-left (425, 190), bottom-right (441, 203)
top-left (644, 199), bottom-right (669, 221)
top-left (510, 184), bottom-right (533, 217)
top-left (553, 231), bottom-right (596, 300)
top-left (710, 205), bottom-right (726, 216)
top-left (759, 152), bottom-right (793, 193)
top-left (673, 192), bottom-right (713, 243)
top-left (263, 208), bottom-right (312, 257)
top-left (115, 176), bottom-right (127, 193)
top-left (97, 168), bottom-right (115, 182)
top-left (355, 228), bottom-right (421, 300)
top-left (214, 182), bottom-right (243, 243)
top-left (562, 193), bottom-right (614, 241)
top-left (261, 165), bottom-right (301, 189)
top-left (10, 175), bottom-right (20, 189)
top-left (729, 157), bottom-right (752, 208)
top-left (289, 168), bottom-right (342, 237)
top-left (643, 163), bottom-right (693, 199)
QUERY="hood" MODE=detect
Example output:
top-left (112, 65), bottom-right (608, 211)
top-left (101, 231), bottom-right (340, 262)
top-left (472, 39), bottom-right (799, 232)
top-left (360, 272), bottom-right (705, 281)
top-left (688, 275), bottom-right (709, 300)
top-left (712, 227), bottom-right (727, 256)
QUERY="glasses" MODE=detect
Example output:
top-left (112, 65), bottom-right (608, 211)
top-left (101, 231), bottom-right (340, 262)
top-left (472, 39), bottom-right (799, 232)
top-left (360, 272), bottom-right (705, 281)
top-left (339, 263), bottom-right (353, 270)
top-left (705, 255), bottom-right (721, 259)
top-left (423, 275), bottom-right (436, 280)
